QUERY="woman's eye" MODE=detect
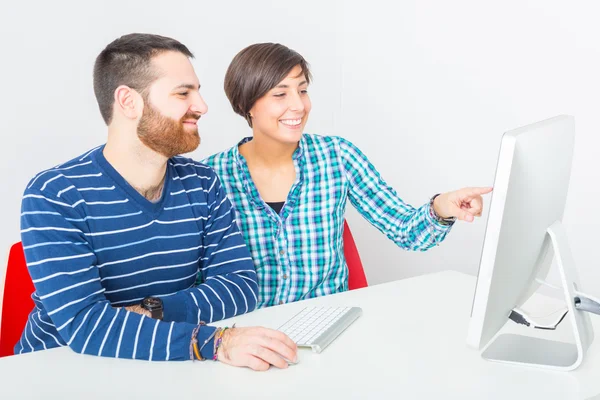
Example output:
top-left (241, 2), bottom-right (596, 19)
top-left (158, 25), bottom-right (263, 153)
top-left (273, 93), bottom-right (286, 98)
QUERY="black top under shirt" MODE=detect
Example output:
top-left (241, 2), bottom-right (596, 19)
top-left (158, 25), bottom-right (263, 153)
top-left (266, 201), bottom-right (285, 214)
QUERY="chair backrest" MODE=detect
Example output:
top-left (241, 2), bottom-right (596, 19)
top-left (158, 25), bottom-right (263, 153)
top-left (343, 220), bottom-right (368, 290)
top-left (0, 242), bottom-right (35, 357)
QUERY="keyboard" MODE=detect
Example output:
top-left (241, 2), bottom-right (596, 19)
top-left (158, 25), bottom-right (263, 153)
top-left (277, 306), bottom-right (363, 353)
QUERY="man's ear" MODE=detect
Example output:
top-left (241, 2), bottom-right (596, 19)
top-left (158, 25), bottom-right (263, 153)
top-left (114, 85), bottom-right (144, 120)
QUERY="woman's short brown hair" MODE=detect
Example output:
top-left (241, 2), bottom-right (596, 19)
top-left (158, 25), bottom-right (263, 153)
top-left (224, 43), bottom-right (312, 127)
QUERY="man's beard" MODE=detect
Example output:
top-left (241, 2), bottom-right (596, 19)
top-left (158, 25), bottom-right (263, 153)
top-left (137, 103), bottom-right (200, 158)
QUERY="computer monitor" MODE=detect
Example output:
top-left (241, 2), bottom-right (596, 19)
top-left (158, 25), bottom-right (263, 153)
top-left (466, 115), bottom-right (594, 370)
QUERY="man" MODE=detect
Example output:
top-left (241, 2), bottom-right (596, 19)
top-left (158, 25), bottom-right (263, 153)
top-left (17, 33), bottom-right (296, 371)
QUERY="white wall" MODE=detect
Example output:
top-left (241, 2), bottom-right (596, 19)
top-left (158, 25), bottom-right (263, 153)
top-left (338, 0), bottom-right (600, 299)
top-left (1, 0), bottom-right (599, 307)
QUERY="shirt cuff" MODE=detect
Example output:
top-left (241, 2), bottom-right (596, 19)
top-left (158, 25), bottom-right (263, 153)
top-left (425, 202), bottom-right (455, 232)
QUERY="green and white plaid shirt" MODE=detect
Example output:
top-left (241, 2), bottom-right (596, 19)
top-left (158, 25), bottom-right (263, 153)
top-left (203, 134), bottom-right (453, 308)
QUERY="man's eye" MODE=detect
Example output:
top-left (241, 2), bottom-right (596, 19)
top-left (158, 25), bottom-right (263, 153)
top-left (178, 92), bottom-right (189, 97)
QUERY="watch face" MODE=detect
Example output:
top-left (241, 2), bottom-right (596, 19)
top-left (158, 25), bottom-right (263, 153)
top-left (143, 297), bottom-right (162, 309)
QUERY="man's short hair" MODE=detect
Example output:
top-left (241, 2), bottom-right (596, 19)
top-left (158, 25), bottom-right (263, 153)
top-left (93, 33), bottom-right (194, 125)
top-left (224, 43), bottom-right (312, 127)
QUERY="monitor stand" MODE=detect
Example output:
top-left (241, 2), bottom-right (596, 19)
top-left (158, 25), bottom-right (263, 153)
top-left (481, 221), bottom-right (594, 371)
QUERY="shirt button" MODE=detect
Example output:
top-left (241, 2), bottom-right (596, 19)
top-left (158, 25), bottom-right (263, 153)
top-left (283, 274), bottom-right (288, 279)
top-left (279, 300), bottom-right (284, 305)
top-left (279, 249), bottom-right (285, 255)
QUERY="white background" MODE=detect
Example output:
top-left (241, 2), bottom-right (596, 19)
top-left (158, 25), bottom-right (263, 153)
top-left (1, 0), bottom-right (599, 310)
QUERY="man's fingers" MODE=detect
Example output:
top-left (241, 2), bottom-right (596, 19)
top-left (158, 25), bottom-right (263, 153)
top-left (258, 335), bottom-right (297, 363)
top-left (220, 327), bottom-right (299, 370)
top-left (219, 343), bottom-right (276, 371)
top-left (253, 346), bottom-right (289, 369)
top-left (246, 355), bottom-right (271, 371)
top-left (261, 328), bottom-right (298, 352)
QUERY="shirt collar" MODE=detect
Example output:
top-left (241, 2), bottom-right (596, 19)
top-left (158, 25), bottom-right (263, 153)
top-left (233, 135), bottom-right (306, 164)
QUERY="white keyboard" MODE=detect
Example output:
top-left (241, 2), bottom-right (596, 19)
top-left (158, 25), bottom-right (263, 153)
top-left (277, 306), bottom-right (362, 353)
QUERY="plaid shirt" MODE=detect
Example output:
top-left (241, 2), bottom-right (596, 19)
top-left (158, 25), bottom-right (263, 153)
top-left (203, 134), bottom-right (453, 308)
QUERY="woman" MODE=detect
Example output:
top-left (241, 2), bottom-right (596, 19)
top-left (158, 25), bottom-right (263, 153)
top-left (203, 43), bottom-right (491, 308)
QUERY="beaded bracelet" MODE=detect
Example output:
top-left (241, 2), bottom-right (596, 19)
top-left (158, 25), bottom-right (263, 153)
top-left (213, 323), bottom-right (236, 361)
top-left (212, 328), bottom-right (225, 361)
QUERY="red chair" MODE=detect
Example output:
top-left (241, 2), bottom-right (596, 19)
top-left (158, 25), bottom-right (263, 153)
top-left (343, 220), bottom-right (368, 290)
top-left (0, 242), bottom-right (35, 357)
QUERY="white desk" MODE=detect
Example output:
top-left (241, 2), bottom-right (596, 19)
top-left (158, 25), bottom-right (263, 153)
top-left (1, 271), bottom-right (599, 400)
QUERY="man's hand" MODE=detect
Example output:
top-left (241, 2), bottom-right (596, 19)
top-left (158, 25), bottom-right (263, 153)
top-left (124, 304), bottom-right (152, 318)
top-left (217, 327), bottom-right (298, 371)
top-left (433, 187), bottom-right (493, 222)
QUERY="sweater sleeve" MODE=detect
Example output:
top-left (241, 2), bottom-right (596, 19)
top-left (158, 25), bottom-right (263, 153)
top-left (161, 170), bottom-right (259, 324)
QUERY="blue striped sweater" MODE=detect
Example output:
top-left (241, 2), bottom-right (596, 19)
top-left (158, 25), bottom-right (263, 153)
top-left (16, 145), bottom-right (258, 361)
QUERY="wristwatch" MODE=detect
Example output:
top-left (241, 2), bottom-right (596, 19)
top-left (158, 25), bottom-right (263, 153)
top-left (429, 194), bottom-right (457, 226)
top-left (141, 296), bottom-right (164, 320)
